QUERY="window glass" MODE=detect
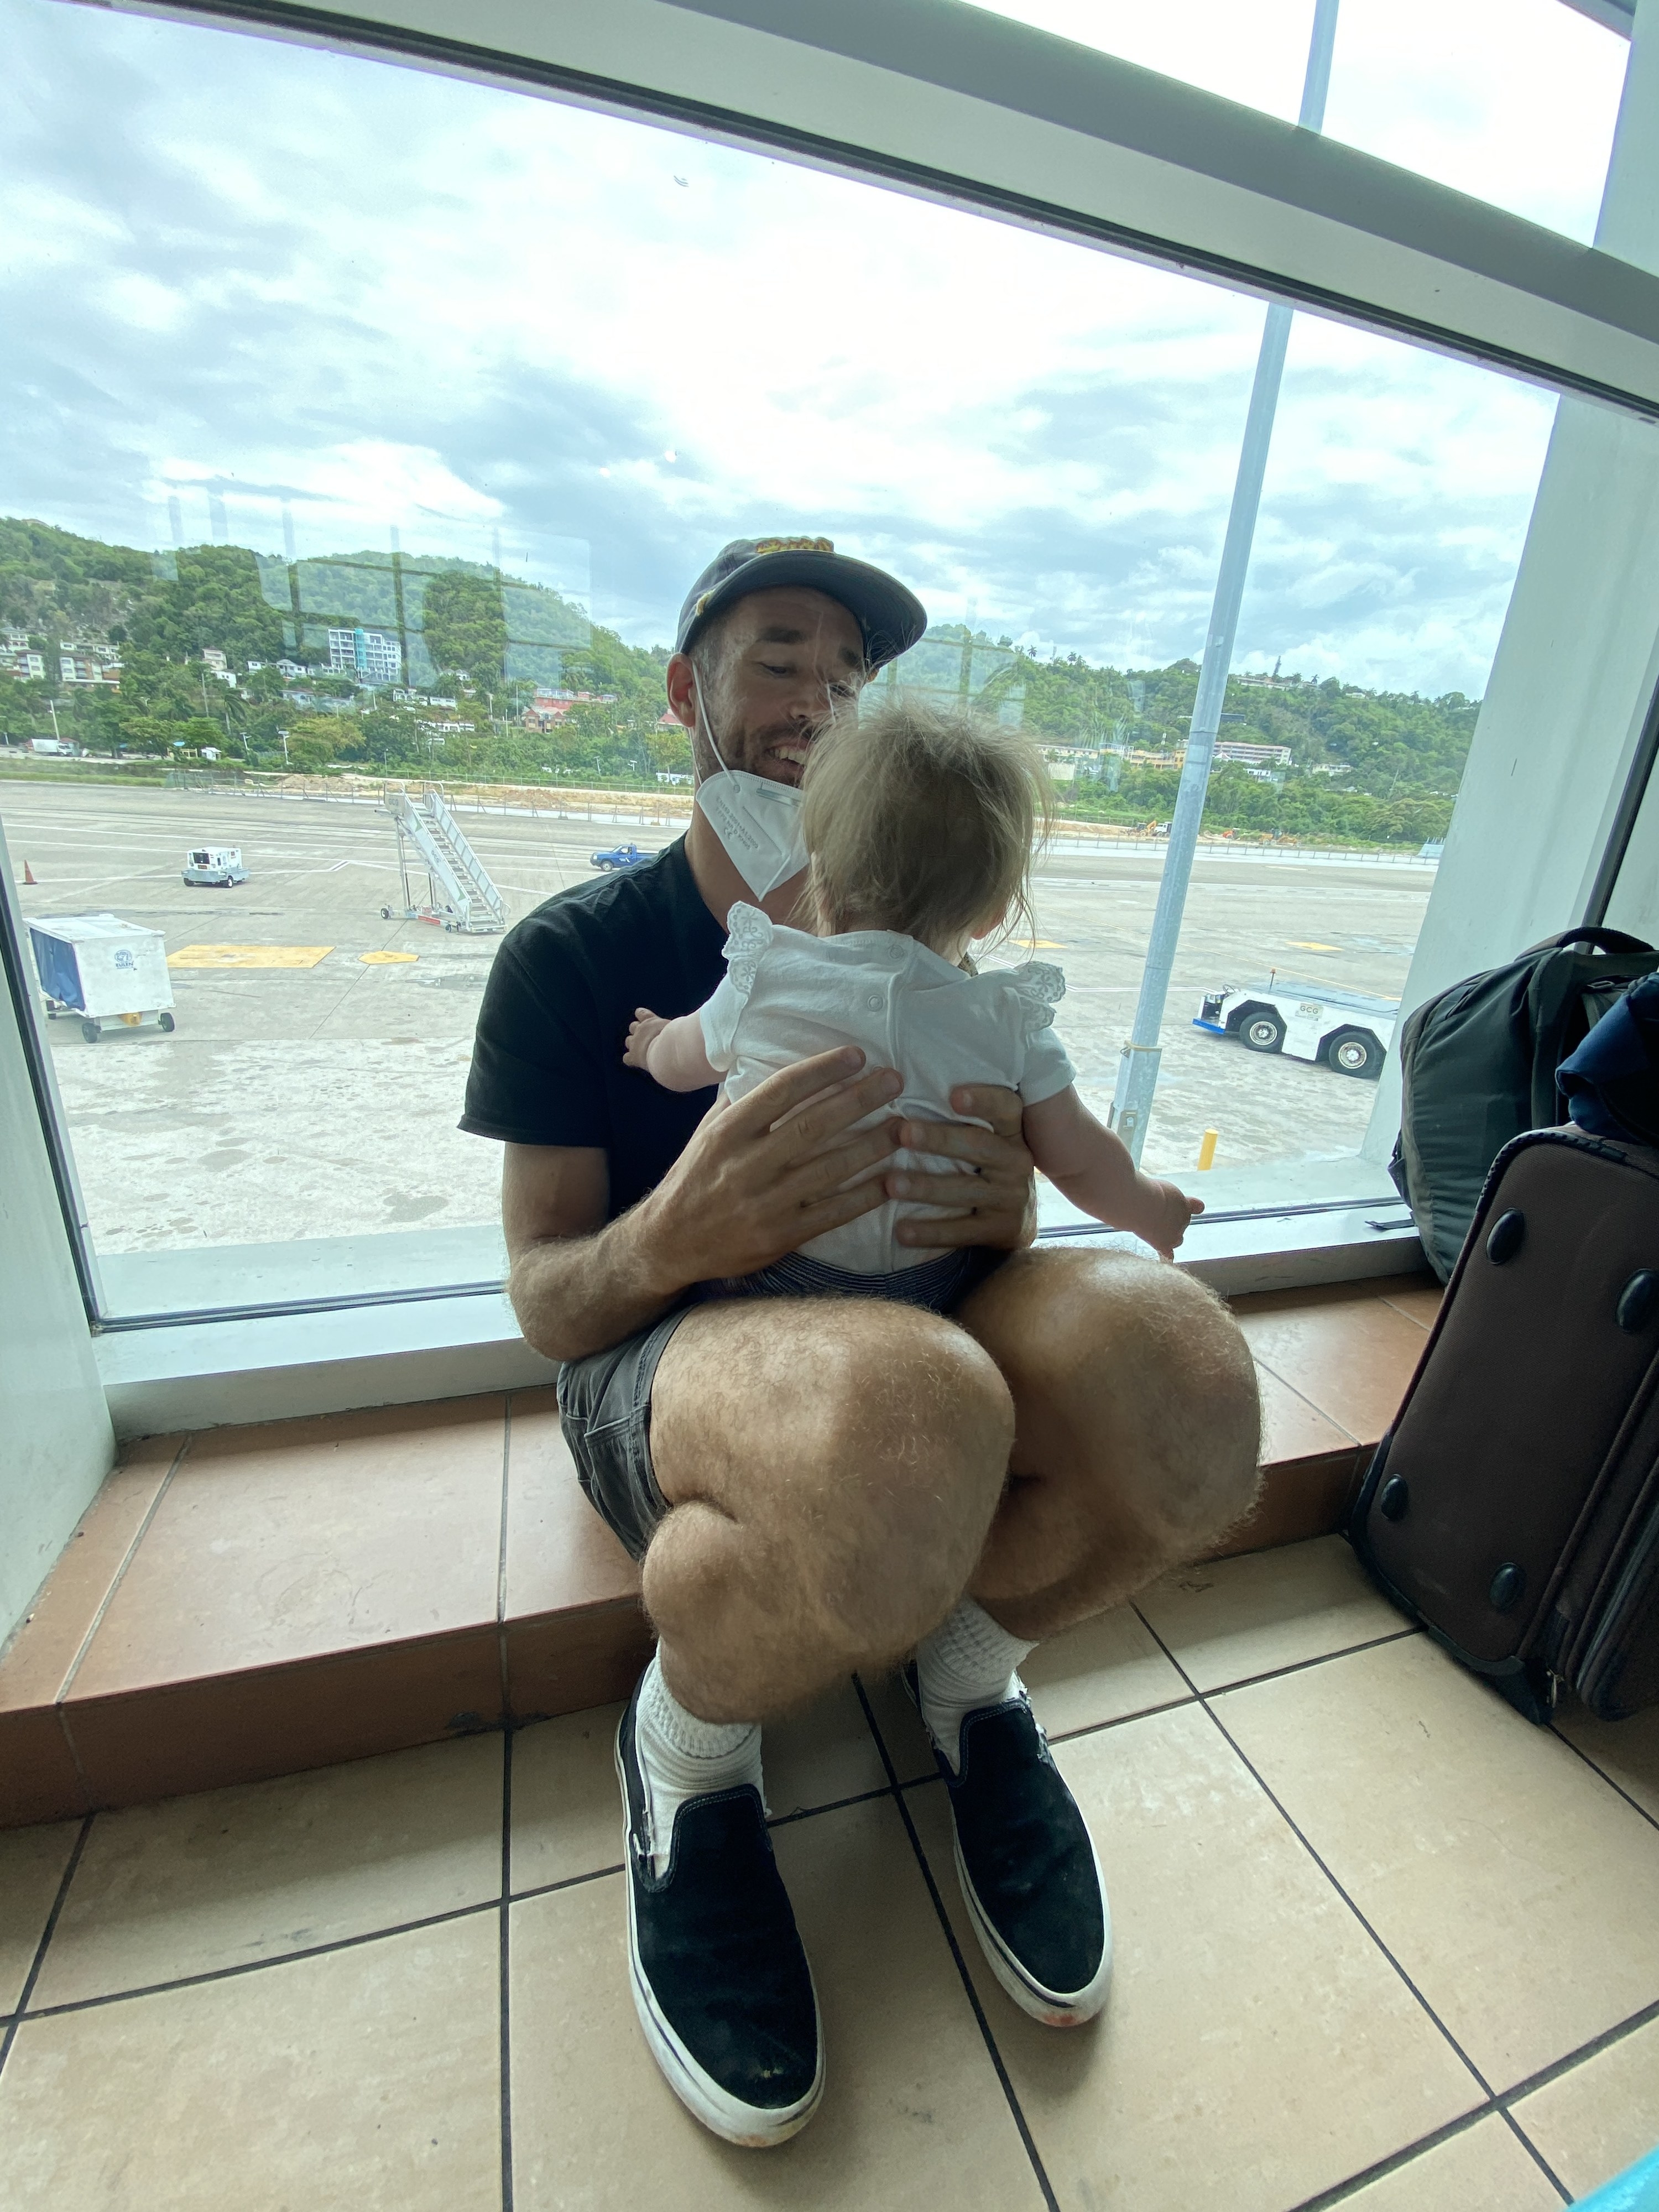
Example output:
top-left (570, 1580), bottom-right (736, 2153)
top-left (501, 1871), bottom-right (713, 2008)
top-left (961, 0), bottom-right (1629, 242)
top-left (0, 0), bottom-right (1619, 1315)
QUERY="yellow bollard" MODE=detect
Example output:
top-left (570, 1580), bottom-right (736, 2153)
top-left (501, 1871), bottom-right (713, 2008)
top-left (1197, 1128), bottom-right (1218, 1171)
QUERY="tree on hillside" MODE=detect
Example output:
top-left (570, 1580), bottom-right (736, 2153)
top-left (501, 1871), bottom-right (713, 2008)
top-left (121, 546), bottom-right (286, 666)
top-left (423, 571), bottom-right (508, 682)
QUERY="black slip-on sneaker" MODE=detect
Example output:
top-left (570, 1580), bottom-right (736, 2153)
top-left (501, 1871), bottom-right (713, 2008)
top-left (615, 1687), bottom-right (823, 2147)
top-left (911, 1670), bottom-right (1112, 2027)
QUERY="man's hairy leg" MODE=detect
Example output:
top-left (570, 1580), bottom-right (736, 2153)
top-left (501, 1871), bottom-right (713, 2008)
top-left (643, 1297), bottom-right (1014, 1723)
top-left (954, 1249), bottom-right (1262, 1641)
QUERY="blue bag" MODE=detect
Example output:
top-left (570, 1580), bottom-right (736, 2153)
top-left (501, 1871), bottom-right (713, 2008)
top-left (1559, 972), bottom-right (1659, 1146)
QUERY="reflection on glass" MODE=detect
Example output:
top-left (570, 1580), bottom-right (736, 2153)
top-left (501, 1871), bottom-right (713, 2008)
top-left (881, 629), bottom-right (1029, 726)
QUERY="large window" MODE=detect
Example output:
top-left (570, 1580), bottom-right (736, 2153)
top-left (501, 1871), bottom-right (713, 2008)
top-left (0, 0), bottom-right (1643, 1320)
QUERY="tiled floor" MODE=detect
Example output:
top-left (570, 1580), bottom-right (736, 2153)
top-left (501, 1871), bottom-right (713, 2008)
top-left (2, 1536), bottom-right (1655, 2210)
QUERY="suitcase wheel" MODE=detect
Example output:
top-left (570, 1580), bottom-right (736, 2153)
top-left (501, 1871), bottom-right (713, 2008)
top-left (1486, 1209), bottom-right (1526, 1264)
top-left (1616, 1270), bottom-right (1659, 1333)
top-left (1378, 1476), bottom-right (1409, 1521)
top-left (1489, 1563), bottom-right (1526, 1613)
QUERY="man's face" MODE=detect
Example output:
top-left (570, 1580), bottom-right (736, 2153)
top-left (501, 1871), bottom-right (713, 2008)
top-left (669, 586), bottom-right (868, 790)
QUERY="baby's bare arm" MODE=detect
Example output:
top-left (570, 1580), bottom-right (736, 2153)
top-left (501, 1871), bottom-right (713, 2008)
top-left (624, 1006), bottom-right (722, 1093)
top-left (1022, 1086), bottom-right (1203, 1260)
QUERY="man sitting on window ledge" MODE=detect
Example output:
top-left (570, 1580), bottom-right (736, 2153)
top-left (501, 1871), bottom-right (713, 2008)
top-left (462, 537), bottom-right (1260, 2148)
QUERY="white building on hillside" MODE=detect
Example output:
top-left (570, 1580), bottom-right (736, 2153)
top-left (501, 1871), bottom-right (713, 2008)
top-left (1213, 740), bottom-right (1293, 769)
top-left (327, 627), bottom-right (402, 684)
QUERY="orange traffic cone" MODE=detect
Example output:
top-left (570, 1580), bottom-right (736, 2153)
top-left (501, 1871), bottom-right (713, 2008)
top-left (22, 861), bottom-right (36, 885)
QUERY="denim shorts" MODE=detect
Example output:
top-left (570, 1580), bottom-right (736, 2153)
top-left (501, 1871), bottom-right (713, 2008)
top-left (556, 1248), bottom-right (1004, 1561)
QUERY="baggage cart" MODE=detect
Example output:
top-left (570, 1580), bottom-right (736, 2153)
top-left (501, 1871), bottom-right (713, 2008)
top-left (28, 913), bottom-right (176, 1042)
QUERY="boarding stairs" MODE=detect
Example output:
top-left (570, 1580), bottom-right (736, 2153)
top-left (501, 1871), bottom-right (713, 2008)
top-left (382, 785), bottom-right (508, 935)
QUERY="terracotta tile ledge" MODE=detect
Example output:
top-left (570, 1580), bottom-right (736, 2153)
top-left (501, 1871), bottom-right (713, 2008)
top-left (0, 1275), bottom-right (1436, 1827)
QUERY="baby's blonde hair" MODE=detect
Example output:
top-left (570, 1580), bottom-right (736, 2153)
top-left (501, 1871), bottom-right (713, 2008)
top-left (800, 696), bottom-right (1052, 950)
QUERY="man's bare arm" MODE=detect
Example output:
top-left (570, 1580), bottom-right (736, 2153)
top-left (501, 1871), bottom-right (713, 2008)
top-left (504, 1046), bottom-right (906, 1363)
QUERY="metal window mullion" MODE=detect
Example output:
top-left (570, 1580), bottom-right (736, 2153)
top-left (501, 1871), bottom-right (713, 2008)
top-left (0, 819), bottom-right (108, 1327)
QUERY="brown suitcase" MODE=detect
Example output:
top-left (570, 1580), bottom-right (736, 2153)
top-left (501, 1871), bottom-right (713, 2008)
top-left (1352, 1126), bottom-right (1659, 1723)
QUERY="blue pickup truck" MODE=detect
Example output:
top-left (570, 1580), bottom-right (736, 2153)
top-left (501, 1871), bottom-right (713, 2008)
top-left (590, 842), bottom-right (646, 872)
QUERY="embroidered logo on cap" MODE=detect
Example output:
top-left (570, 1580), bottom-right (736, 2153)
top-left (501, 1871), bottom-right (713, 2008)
top-left (752, 536), bottom-right (834, 555)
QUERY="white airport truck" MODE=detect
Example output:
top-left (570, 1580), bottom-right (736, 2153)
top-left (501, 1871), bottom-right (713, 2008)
top-left (181, 845), bottom-right (247, 887)
top-left (1194, 980), bottom-right (1397, 1079)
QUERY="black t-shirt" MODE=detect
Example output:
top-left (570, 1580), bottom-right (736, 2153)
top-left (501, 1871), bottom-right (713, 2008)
top-left (460, 837), bottom-right (726, 1218)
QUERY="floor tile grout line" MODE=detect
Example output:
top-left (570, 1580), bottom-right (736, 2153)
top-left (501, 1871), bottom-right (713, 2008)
top-left (15, 1895), bottom-right (504, 2024)
top-left (509, 1863), bottom-right (624, 1906)
top-left (1548, 1719), bottom-right (1659, 1836)
top-left (54, 1702), bottom-right (95, 1807)
top-left (499, 1725), bottom-right (515, 2212)
top-left (1244, 1350), bottom-right (1364, 1446)
top-left (0, 1815), bottom-right (93, 2079)
top-left (56, 1438), bottom-right (191, 1706)
top-left (1375, 1295), bottom-right (1433, 1332)
top-left (1495, 1993), bottom-right (1659, 2111)
top-left (1134, 1612), bottom-right (1503, 2100)
top-left (1188, 1671), bottom-right (1573, 2207)
top-left (1186, 1628), bottom-right (1584, 2212)
top-left (10, 1846), bottom-right (670, 2028)
top-left (1045, 1693), bottom-right (1197, 1744)
top-left (1032, 1626), bottom-right (1425, 1749)
top-left (1480, 2105), bottom-right (1571, 2203)
top-left (1281, 2101), bottom-right (1502, 2212)
top-left (1178, 1624), bottom-right (1421, 1701)
top-left (766, 1782), bottom-right (896, 1828)
top-left (852, 1676), bottom-right (1061, 2212)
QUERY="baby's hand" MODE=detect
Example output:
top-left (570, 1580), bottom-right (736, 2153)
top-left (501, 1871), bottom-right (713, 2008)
top-left (1138, 1177), bottom-right (1204, 1261)
top-left (624, 1007), bottom-right (668, 1070)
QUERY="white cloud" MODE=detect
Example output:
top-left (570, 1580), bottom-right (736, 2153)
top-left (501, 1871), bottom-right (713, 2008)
top-left (0, 0), bottom-right (1636, 699)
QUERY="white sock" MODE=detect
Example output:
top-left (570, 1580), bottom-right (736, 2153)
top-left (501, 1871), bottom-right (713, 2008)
top-left (633, 1650), bottom-right (763, 1874)
top-left (917, 1599), bottom-right (1037, 1773)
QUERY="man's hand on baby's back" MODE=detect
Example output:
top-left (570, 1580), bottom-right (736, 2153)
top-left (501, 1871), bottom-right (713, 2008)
top-left (635, 1046), bottom-right (904, 1287)
top-left (886, 1083), bottom-right (1038, 1253)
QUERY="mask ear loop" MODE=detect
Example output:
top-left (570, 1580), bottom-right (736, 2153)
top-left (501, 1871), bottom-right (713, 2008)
top-left (692, 670), bottom-right (733, 779)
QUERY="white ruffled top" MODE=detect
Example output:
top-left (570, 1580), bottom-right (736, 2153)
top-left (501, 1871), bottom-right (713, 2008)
top-left (698, 902), bottom-right (1077, 1275)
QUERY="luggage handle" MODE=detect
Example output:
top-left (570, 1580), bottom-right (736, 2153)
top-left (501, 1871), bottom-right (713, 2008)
top-left (1526, 925), bottom-right (1657, 958)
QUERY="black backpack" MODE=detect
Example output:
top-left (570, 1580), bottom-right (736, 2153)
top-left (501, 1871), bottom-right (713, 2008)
top-left (1391, 926), bottom-right (1659, 1281)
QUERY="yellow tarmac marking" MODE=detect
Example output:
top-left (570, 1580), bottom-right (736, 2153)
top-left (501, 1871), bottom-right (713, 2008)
top-left (1287, 940), bottom-right (1338, 952)
top-left (360, 950), bottom-right (418, 964)
top-left (167, 945), bottom-right (333, 969)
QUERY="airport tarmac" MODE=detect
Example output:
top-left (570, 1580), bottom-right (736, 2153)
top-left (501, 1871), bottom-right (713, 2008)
top-left (2, 782), bottom-right (1432, 1261)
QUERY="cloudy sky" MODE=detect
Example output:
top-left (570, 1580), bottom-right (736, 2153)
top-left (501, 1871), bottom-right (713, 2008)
top-left (0, 0), bottom-right (1633, 696)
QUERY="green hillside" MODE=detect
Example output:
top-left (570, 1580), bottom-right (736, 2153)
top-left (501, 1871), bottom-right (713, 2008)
top-left (0, 517), bottom-right (1474, 843)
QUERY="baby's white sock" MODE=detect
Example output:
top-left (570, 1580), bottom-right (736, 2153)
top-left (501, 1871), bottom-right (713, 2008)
top-left (917, 1598), bottom-right (1037, 1773)
top-left (633, 1650), bottom-right (763, 1874)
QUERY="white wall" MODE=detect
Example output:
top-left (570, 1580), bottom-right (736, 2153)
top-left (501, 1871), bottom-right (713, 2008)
top-left (1364, 0), bottom-right (1659, 1160)
top-left (0, 928), bottom-right (114, 1647)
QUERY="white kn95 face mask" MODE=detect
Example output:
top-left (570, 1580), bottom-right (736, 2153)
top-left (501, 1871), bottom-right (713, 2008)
top-left (691, 676), bottom-right (811, 900)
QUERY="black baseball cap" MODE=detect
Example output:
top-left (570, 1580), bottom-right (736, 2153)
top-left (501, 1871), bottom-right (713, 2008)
top-left (675, 536), bottom-right (927, 670)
